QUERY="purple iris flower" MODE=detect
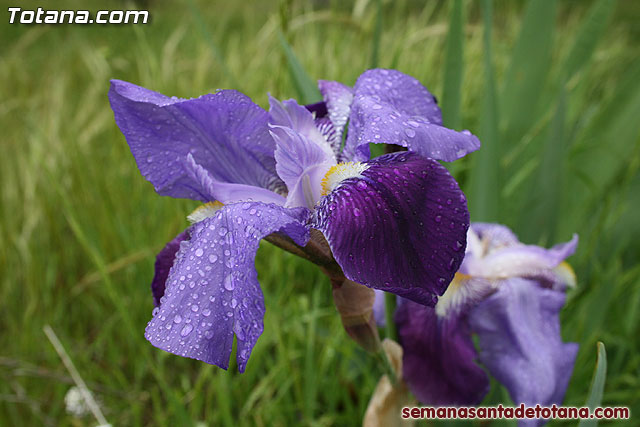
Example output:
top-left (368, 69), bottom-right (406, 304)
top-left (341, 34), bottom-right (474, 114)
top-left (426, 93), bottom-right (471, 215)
top-left (108, 69), bottom-right (479, 372)
top-left (378, 223), bottom-right (578, 423)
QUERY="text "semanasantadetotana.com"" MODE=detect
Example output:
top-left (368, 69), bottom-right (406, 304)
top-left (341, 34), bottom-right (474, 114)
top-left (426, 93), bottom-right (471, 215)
top-left (8, 7), bottom-right (149, 24)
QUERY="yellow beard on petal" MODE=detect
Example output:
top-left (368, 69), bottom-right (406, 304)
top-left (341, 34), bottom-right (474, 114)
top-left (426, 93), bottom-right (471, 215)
top-left (187, 201), bottom-right (224, 224)
top-left (321, 162), bottom-right (369, 195)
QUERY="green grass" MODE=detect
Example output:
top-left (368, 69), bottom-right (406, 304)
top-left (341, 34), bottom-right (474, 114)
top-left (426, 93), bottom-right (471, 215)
top-left (1, 0), bottom-right (639, 425)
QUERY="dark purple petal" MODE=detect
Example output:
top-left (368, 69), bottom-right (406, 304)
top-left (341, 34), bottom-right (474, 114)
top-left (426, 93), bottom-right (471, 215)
top-left (396, 299), bottom-right (490, 405)
top-left (313, 152), bottom-right (469, 306)
top-left (145, 202), bottom-right (310, 372)
top-left (318, 80), bottom-right (353, 153)
top-left (469, 278), bottom-right (579, 408)
top-left (304, 101), bottom-right (328, 118)
top-left (151, 230), bottom-right (190, 307)
top-left (108, 80), bottom-right (283, 201)
top-left (345, 69), bottom-right (480, 162)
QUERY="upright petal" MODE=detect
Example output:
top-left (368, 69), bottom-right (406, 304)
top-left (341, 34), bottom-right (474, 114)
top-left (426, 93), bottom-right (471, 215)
top-left (469, 278), bottom-right (578, 408)
top-left (318, 80), bottom-right (354, 155)
top-left (145, 202), bottom-right (310, 372)
top-left (345, 69), bottom-right (480, 162)
top-left (109, 80), bottom-right (283, 200)
top-left (268, 96), bottom-right (336, 208)
top-left (396, 299), bottom-right (490, 406)
top-left (151, 230), bottom-right (190, 307)
top-left (313, 152), bottom-right (469, 306)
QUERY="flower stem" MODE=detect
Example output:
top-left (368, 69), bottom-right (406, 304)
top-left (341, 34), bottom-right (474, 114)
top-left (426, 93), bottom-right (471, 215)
top-left (384, 292), bottom-right (397, 342)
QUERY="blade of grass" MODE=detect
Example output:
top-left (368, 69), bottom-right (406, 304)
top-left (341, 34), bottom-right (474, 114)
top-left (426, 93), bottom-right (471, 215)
top-left (500, 0), bottom-right (556, 144)
top-left (578, 342), bottom-right (607, 427)
top-left (561, 0), bottom-right (616, 83)
top-left (187, 0), bottom-right (240, 89)
top-left (370, 0), bottom-right (383, 68)
top-left (277, 31), bottom-right (321, 104)
top-left (521, 88), bottom-right (567, 243)
top-left (441, 0), bottom-right (464, 130)
top-left (469, 0), bottom-right (499, 222)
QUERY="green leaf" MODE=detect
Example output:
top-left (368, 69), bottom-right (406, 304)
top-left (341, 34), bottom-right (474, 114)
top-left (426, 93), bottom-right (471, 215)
top-left (578, 342), bottom-right (607, 427)
top-left (469, 0), bottom-right (499, 222)
top-left (561, 0), bottom-right (616, 82)
top-left (370, 0), bottom-right (383, 68)
top-left (187, 0), bottom-right (240, 89)
top-left (500, 0), bottom-right (556, 143)
top-left (278, 31), bottom-right (321, 104)
top-left (520, 88), bottom-right (567, 243)
top-left (441, 0), bottom-right (465, 130)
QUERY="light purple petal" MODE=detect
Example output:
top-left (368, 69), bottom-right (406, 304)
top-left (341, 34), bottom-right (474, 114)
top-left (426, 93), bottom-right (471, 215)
top-left (318, 80), bottom-right (353, 151)
top-left (396, 299), bottom-right (490, 405)
top-left (313, 152), bottom-right (469, 306)
top-left (183, 154), bottom-right (286, 205)
top-left (145, 202), bottom-right (310, 372)
top-left (151, 230), bottom-right (190, 307)
top-left (354, 69), bottom-right (443, 124)
top-left (469, 278), bottom-right (578, 408)
top-left (344, 69), bottom-right (480, 162)
top-left (268, 96), bottom-right (336, 208)
top-left (372, 289), bottom-right (386, 327)
top-left (108, 80), bottom-right (283, 201)
top-left (469, 223), bottom-right (520, 252)
top-left (473, 234), bottom-right (578, 285)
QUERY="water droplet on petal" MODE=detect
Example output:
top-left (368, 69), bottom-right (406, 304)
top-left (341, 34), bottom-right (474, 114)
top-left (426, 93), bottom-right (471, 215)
top-left (180, 324), bottom-right (193, 336)
top-left (173, 315), bottom-right (182, 324)
top-left (223, 275), bottom-right (234, 291)
top-left (195, 248), bottom-right (204, 257)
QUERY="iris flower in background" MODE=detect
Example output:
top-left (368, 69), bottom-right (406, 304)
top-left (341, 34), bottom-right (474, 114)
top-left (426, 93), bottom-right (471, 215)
top-left (376, 223), bottom-right (578, 424)
top-left (108, 69), bottom-right (480, 371)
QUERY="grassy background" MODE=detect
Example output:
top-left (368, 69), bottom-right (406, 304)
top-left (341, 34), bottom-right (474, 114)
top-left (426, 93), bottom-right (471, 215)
top-left (1, 0), bottom-right (639, 425)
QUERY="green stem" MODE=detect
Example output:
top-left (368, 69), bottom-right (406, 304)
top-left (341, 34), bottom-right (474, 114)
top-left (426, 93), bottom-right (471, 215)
top-left (384, 292), bottom-right (397, 342)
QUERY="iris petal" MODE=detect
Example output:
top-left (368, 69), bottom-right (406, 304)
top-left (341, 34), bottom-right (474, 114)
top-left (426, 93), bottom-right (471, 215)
top-left (469, 278), bottom-right (578, 410)
top-left (473, 235), bottom-right (578, 287)
top-left (145, 202), bottom-right (309, 372)
top-left (313, 151), bottom-right (469, 305)
top-left (183, 154), bottom-right (286, 205)
top-left (108, 80), bottom-right (283, 200)
top-left (318, 80), bottom-right (354, 155)
top-left (396, 299), bottom-right (490, 405)
top-left (268, 96), bottom-right (336, 208)
top-left (345, 69), bottom-right (480, 162)
top-left (151, 230), bottom-right (190, 307)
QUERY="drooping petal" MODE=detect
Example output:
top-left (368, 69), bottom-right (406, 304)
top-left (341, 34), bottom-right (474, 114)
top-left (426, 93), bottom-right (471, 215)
top-left (151, 230), bottom-right (190, 307)
top-left (396, 299), bottom-right (490, 406)
top-left (108, 80), bottom-right (283, 200)
top-left (145, 202), bottom-right (310, 372)
top-left (183, 154), bottom-right (286, 205)
top-left (318, 80), bottom-right (353, 152)
top-left (468, 223), bottom-right (520, 254)
top-left (469, 278), bottom-right (579, 409)
top-left (345, 69), bottom-right (481, 162)
top-left (268, 96), bottom-right (336, 208)
top-left (434, 274), bottom-right (495, 320)
top-left (313, 152), bottom-right (469, 306)
top-left (472, 235), bottom-right (578, 286)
